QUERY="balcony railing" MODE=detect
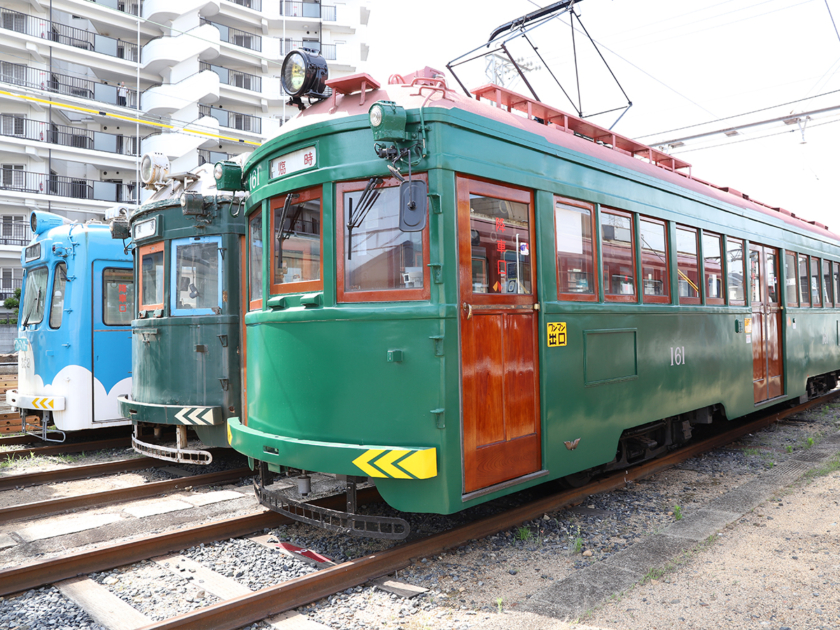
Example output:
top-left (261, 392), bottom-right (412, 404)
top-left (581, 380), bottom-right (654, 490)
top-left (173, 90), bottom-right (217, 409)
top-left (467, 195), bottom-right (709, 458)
top-left (0, 115), bottom-right (138, 156)
top-left (282, 1), bottom-right (321, 18)
top-left (198, 149), bottom-right (232, 166)
top-left (87, 0), bottom-right (144, 16)
top-left (199, 104), bottom-right (262, 134)
top-left (0, 63), bottom-right (138, 109)
top-left (225, 0), bottom-right (261, 10)
top-left (0, 170), bottom-right (137, 203)
top-left (281, 39), bottom-right (336, 60)
top-left (200, 18), bottom-right (261, 52)
top-left (0, 8), bottom-right (139, 61)
top-left (0, 223), bottom-right (33, 247)
top-left (322, 5), bottom-right (336, 21)
top-left (199, 62), bottom-right (262, 93)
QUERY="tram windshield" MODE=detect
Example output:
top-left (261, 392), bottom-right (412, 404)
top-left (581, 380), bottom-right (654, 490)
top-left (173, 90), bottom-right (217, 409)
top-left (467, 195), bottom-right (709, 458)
top-left (172, 237), bottom-right (221, 314)
top-left (49, 263), bottom-right (67, 329)
top-left (139, 243), bottom-right (164, 310)
top-left (21, 266), bottom-right (48, 327)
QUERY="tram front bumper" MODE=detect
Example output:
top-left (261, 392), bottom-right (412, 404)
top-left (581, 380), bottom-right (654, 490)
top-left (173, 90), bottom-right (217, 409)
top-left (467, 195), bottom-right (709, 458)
top-left (227, 417), bottom-right (438, 480)
top-left (6, 390), bottom-right (65, 411)
top-left (118, 396), bottom-right (223, 426)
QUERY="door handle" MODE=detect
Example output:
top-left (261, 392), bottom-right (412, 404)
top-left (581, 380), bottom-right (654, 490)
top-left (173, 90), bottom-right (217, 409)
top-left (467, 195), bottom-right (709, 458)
top-left (462, 302), bottom-right (472, 320)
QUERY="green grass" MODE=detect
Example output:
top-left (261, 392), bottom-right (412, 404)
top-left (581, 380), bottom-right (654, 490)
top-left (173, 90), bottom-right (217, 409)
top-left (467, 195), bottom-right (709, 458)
top-left (804, 454), bottom-right (840, 480)
top-left (673, 505), bottom-right (683, 520)
top-left (515, 526), bottom-right (532, 542)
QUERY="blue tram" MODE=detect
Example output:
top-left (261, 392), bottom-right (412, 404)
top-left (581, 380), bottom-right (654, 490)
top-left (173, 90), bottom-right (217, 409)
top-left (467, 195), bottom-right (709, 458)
top-left (7, 212), bottom-right (134, 439)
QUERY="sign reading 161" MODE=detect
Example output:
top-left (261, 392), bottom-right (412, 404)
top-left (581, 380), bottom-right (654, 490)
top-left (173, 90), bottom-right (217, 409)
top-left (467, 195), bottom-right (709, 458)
top-left (670, 346), bottom-right (686, 366)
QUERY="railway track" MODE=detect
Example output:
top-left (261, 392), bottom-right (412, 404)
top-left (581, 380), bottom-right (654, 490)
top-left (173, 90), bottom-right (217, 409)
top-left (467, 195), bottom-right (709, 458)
top-left (0, 466), bottom-right (253, 524)
top-left (0, 391), bottom-right (834, 629)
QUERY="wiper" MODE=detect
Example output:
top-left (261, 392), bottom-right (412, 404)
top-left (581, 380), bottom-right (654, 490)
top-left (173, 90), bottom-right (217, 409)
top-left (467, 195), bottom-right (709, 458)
top-left (347, 177), bottom-right (384, 260)
top-left (22, 285), bottom-right (40, 329)
top-left (275, 193), bottom-right (299, 269)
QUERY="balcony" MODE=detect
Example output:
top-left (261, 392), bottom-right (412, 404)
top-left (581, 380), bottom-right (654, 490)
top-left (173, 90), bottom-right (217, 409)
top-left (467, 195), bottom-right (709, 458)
top-left (0, 115), bottom-right (138, 156)
top-left (0, 63), bottom-right (139, 109)
top-left (87, 0), bottom-right (144, 15)
top-left (281, 39), bottom-right (335, 61)
top-left (282, 1), bottom-right (321, 18)
top-left (0, 170), bottom-right (137, 203)
top-left (225, 0), bottom-right (261, 10)
top-left (198, 149), bottom-right (231, 165)
top-left (199, 62), bottom-right (261, 93)
top-left (0, 8), bottom-right (139, 61)
top-left (322, 4), bottom-right (336, 21)
top-left (199, 104), bottom-right (261, 134)
top-left (0, 222), bottom-right (33, 248)
top-left (200, 18), bottom-right (262, 52)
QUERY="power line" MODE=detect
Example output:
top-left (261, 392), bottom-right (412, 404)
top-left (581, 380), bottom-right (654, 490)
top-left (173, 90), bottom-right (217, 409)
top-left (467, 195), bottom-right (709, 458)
top-left (671, 115), bottom-right (840, 154)
top-left (637, 87), bottom-right (840, 139)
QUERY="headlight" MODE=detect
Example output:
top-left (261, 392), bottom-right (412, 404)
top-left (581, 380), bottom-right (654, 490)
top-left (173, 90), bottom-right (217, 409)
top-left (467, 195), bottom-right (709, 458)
top-left (214, 163), bottom-right (224, 181)
top-left (369, 105), bottom-right (383, 127)
top-left (139, 152), bottom-right (170, 189)
top-left (280, 49), bottom-right (329, 99)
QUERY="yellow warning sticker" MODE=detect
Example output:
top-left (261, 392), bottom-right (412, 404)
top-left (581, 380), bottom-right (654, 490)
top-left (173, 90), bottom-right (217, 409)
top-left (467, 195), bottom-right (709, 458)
top-left (227, 422), bottom-right (233, 445)
top-left (547, 322), bottom-right (567, 347)
top-left (744, 317), bottom-right (752, 334)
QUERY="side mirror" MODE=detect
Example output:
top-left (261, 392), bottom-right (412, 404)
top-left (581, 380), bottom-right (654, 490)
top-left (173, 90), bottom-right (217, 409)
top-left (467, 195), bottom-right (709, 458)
top-left (398, 180), bottom-right (427, 232)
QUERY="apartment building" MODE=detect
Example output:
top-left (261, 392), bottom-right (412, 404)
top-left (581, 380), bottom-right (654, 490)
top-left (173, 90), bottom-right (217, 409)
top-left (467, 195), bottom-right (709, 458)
top-left (0, 0), bottom-right (371, 305)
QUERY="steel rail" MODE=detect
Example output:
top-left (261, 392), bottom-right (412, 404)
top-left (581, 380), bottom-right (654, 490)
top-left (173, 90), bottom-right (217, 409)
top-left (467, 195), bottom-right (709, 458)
top-left (0, 467), bottom-right (253, 524)
top-left (0, 488), bottom-right (379, 596)
top-left (0, 437), bottom-right (132, 461)
top-left (0, 458), bottom-right (158, 491)
top-left (137, 392), bottom-right (840, 630)
top-left (0, 391), bottom-right (834, 613)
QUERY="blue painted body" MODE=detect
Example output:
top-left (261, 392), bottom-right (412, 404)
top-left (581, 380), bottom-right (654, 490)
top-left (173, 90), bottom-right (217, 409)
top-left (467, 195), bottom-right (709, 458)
top-left (13, 218), bottom-right (134, 431)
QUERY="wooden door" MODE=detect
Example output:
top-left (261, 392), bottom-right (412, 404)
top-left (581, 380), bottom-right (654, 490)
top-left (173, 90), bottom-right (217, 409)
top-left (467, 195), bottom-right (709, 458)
top-left (457, 177), bottom-right (541, 494)
top-left (750, 244), bottom-right (784, 403)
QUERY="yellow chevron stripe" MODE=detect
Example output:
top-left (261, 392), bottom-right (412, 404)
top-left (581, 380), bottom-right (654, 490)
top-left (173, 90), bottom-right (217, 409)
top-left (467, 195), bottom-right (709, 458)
top-left (397, 449), bottom-right (437, 479)
top-left (373, 450), bottom-right (412, 479)
top-left (352, 449), bottom-right (387, 478)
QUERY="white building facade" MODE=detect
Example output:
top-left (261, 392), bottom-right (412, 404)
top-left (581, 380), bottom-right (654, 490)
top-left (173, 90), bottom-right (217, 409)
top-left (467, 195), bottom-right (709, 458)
top-left (0, 0), bottom-right (370, 306)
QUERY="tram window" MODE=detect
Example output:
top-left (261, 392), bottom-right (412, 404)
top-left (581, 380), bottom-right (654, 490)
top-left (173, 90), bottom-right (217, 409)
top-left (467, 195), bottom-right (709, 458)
top-left (601, 209), bottom-right (635, 301)
top-left (271, 188), bottom-right (322, 294)
top-left (49, 263), bottom-right (67, 329)
top-left (766, 250), bottom-right (779, 304)
top-left (469, 194), bottom-right (531, 296)
top-left (798, 254), bottom-right (810, 306)
top-left (823, 259), bottom-right (833, 306)
top-left (834, 262), bottom-right (840, 307)
top-left (703, 232), bottom-right (724, 305)
top-left (639, 217), bottom-right (669, 304)
top-left (21, 266), bottom-right (48, 327)
top-left (784, 252), bottom-right (798, 307)
top-left (676, 226), bottom-right (700, 304)
top-left (750, 249), bottom-right (761, 303)
top-left (171, 237), bottom-right (220, 315)
top-left (727, 238), bottom-right (745, 305)
top-left (336, 176), bottom-right (430, 302)
top-left (103, 268), bottom-right (134, 326)
top-left (811, 257), bottom-right (822, 307)
top-left (139, 242), bottom-right (164, 310)
top-left (249, 211), bottom-right (263, 309)
top-left (555, 199), bottom-right (596, 300)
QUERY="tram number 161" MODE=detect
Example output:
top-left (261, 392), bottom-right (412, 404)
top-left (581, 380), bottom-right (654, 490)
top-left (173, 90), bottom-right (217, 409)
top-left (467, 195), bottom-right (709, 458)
top-left (670, 346), bottom-right (686, 367)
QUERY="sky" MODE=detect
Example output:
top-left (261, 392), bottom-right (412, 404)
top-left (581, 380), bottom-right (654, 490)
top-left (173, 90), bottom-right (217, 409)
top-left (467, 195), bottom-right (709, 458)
top-left (363, 0), bottom-right (840, 231)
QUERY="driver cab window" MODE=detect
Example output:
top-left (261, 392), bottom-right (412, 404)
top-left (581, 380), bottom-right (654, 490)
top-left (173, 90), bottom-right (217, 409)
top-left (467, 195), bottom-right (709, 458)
top-left (139, 242), bottom-right (164, 311)
top-left (171, 236), bottom-right (221, 315)
top-left (49, 263), bottom-right (67, 329)
top-left (21, 266), bottom-right (48, 327)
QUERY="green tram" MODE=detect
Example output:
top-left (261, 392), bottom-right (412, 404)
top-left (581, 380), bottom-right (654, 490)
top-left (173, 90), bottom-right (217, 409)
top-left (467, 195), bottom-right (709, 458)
top-left (223, 58), bottom-right (840, 538)
top-left (115, 156), bottom-right (248, 464)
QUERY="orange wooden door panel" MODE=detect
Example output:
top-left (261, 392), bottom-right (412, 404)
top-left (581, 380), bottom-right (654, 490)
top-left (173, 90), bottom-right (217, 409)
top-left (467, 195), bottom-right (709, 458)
top-left (457, 176), bottom-right (541, 494)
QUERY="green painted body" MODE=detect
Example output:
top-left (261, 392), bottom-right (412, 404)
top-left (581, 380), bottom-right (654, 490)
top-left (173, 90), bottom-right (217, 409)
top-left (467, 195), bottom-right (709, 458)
top-left (228, 96), bottom-right (840, 515)
top-left (120, 198), bottom-right (247, 448)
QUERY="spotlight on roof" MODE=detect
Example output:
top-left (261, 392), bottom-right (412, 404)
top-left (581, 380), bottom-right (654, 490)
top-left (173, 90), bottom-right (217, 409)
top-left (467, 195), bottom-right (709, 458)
top-left (140, 152), bottom-right (171, 190)
top-left (280, 49), bottom-right (329, 110)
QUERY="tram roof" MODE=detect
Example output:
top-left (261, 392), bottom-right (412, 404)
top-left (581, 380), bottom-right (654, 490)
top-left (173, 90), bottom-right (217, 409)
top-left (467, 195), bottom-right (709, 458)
top-left (273, 70), bottom-right (839, 244)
